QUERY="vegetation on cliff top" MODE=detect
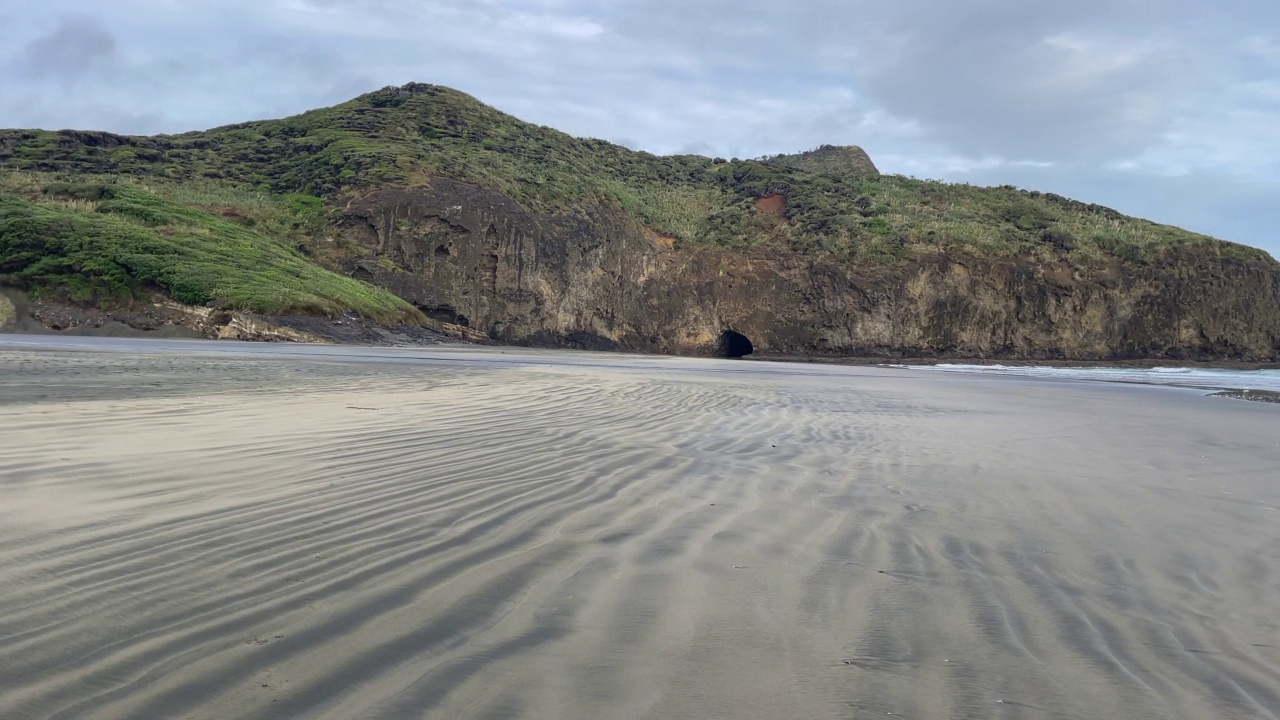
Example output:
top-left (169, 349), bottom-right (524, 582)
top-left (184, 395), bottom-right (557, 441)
top-left (0, 82), bottom-right (1273, 315)
top-left (0, 173), bottom-right (421, 322)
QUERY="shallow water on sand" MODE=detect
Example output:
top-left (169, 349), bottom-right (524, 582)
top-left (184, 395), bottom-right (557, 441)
top-left (908, 363), bottom-right (1280, 393)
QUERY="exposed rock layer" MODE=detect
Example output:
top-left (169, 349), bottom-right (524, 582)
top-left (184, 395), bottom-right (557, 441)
top-left (324, 181), bottom-right (1280, 361)
top-left (0, 287), bottom-right (463, 345)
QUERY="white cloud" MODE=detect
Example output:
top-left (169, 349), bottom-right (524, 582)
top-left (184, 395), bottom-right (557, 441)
top-left (1242, 35), bottom-right (1280, 63)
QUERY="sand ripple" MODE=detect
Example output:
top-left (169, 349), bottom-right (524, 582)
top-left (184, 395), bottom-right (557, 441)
top-left (1, 349), bottom-right (1278, 719)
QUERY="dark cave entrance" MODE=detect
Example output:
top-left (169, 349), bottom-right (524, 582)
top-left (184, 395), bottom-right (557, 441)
top-left (418, 304), bottom-right (470, 327)
top-left (716, 330), bottom-right (754, 358)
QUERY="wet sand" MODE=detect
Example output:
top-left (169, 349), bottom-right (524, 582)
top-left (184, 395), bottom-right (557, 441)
top-left (1, 342), bottom-right (1278, 720)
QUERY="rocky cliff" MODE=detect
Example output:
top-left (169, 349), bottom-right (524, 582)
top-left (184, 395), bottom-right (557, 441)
top-left (326, 180), bottom-right (1280, 361)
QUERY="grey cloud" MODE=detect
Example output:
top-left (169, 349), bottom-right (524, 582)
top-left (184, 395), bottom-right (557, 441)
top-left (679, 141), bottom-right (715, 156)
top-left (16, 16), bottom-right (119, 82)
top-left (849, 5), bottom-right (1191, 161)
top-left (608, 0), bottom-right (1197, 162)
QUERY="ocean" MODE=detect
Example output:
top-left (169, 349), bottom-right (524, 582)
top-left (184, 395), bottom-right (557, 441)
top-left (903, 364), bottom-right (1280, 393)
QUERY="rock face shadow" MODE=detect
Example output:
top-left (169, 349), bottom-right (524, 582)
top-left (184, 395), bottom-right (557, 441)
top-left (419, 305), bottom-right (471, 327)
top-left (716, 330), bottom-right (754, 358)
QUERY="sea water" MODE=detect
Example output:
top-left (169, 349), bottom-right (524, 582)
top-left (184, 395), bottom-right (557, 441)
top-left (903, 364), bottom-right (1280, 393)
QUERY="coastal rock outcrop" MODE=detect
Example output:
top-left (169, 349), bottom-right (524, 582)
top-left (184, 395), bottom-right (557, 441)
top-left (326, 181), bottom-right (1280, 361)
top-left (3, 82), bottom-right (1278, 360)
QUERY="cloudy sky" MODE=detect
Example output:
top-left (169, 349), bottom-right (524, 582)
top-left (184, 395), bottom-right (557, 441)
top-left (2, 0), bottom-right (1277, 255)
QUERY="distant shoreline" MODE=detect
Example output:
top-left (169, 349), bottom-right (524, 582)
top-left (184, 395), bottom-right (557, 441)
top-left (767, 354), bottom-right (1280, 403)
top-left (752, 353), bottom-right (1280, 371)
top-left (2, 326), bottom-right (1278, 371)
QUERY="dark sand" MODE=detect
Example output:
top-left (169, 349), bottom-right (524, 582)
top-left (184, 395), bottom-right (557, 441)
top-left (1, 340), bottom-right (1278, 719)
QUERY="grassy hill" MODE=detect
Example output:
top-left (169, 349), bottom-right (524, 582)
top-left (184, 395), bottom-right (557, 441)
top-left (0, 173), bottom-right (419, 322)
top-left (0, 82), bottom-right (1272, 328)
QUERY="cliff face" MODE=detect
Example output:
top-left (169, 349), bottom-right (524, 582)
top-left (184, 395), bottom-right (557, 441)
top-left (4, 83), bottom-right (1279, 360)
top-left (328, 181), bottom-right (1280, 361)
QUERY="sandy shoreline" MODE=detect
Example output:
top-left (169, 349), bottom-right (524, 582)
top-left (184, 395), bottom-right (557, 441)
top-left (1, 346), bottom-right (1278, 719)
top-left (764, 355), bottom-right (1280, 371)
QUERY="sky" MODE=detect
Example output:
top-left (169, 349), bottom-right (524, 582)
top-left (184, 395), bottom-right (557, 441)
top-left (2, 0), bottom-right (1277, 256)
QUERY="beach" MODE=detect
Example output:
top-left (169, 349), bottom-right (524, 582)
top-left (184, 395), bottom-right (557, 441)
top-left (1, 339), bottom-right (1278, 720)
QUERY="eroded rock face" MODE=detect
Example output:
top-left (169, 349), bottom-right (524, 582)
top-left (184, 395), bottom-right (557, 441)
top-left (0, 288), bottom-right (337, 343)
top-left (770, 144), bottom-right (880, 177)
top-left (321, 180), bottom-right (1280, 361)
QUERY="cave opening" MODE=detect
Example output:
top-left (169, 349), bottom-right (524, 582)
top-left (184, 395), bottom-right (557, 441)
top-left (418, 304), bottom-right (470, 327)
top-left (716, 329), bottom-right (754, 358)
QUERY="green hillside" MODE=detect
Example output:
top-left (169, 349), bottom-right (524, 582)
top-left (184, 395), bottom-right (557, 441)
top-left (0, 173), bottom-right (419, 322)
top-left (0, 82), bottom-right (1271, 320)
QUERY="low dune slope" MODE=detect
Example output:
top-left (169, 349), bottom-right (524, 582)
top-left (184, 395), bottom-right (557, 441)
top-left (0, 350), bottom-right (1278, 719)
